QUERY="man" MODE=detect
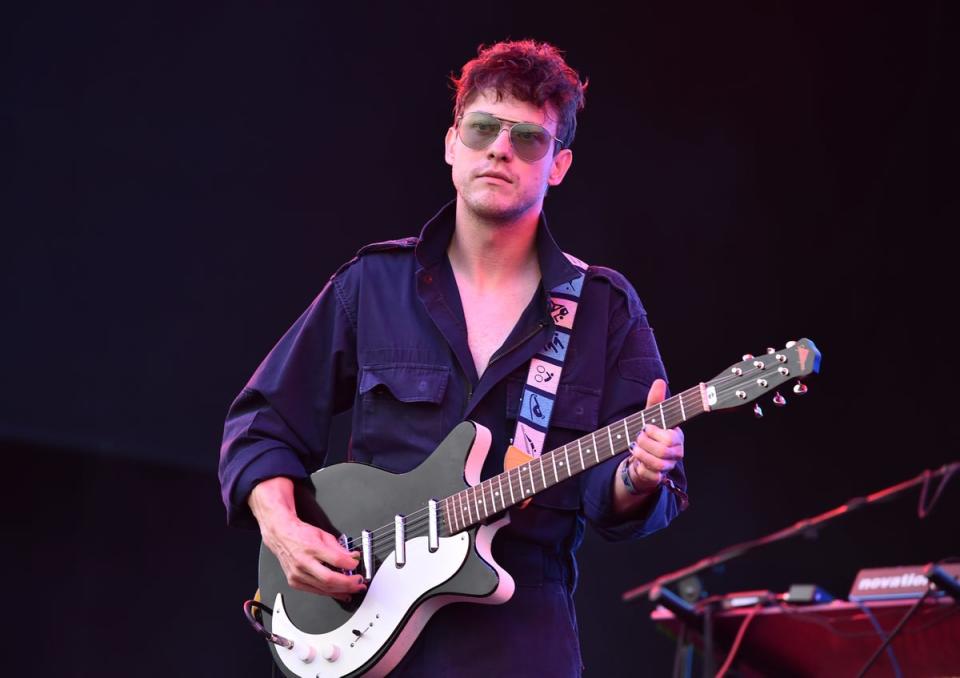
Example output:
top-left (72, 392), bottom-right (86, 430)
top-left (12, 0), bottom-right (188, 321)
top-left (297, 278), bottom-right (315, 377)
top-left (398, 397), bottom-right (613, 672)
top-left (220, 40), bottom-right (687, 676)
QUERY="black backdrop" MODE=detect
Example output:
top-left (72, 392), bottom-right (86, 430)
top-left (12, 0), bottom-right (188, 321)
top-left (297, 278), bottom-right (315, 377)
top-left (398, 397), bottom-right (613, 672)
top-left (5, 2), bottom-right (958, 676)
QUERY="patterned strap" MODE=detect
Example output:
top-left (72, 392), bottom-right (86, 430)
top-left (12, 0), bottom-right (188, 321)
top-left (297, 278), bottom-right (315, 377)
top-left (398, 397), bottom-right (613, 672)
top-left (512, 255), bottom-right (587, 458)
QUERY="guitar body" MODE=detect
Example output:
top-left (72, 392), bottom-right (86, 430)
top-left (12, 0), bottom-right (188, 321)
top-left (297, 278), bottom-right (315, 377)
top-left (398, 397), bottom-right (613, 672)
top-left (259, 421), bottom-right (516, 678)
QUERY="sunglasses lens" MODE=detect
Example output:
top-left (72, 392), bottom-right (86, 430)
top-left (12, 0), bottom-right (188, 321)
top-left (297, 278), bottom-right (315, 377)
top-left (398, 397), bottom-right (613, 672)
top-left (459, 112), bottom-right (555, 162)
top-left (459, 112), bottom-right (502, 150)
top-left (510, 123), bottom-right (552, 162)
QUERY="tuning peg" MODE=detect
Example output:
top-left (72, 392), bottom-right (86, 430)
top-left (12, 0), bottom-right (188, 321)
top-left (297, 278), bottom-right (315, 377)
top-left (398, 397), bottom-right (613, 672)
top-left (793, 381), bottom-right (808, 395)
top-left (753, 403), bottom-right (763, 418)
top-left (773, 392), bottom-right (787, 406)
top-left (742, 353), bottom-right (754, 361)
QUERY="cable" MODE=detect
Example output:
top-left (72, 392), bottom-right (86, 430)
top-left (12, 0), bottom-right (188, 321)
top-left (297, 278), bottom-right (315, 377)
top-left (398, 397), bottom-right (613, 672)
top-left (854, 587), bottom-right (932, 678)
top-left (918, 463), bottom-right (958, 517)
top-left (714, 603), bottom-right (763, 678)
top-left (243, 599), bottom-right (294, 649)
top-left (854, 601), bottom-right (902, 678)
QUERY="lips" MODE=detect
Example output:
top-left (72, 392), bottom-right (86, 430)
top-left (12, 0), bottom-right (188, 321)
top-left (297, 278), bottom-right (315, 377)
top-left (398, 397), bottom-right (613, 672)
top-left (477, 170), bottom-right (513, 183)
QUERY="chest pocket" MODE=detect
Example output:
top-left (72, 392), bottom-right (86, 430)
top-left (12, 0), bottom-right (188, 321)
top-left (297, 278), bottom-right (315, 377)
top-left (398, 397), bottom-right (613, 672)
top-left (507, 377), bottom-right (602, 511)
top-left (356, 363), bottom-right (450, 472)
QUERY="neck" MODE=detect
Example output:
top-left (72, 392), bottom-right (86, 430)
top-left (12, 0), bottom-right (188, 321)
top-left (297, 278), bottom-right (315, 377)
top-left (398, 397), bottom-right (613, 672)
top-left (449, 201), bottom-right (541, 289)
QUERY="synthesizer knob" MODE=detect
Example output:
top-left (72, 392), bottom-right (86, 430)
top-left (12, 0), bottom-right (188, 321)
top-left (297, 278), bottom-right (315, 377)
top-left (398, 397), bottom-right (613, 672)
top-left (773, 392), bottom-right (786, 406)
top-left (793, 381), bottom-right (808, 395)
top-left (321, 643), bottom-right (341, 662)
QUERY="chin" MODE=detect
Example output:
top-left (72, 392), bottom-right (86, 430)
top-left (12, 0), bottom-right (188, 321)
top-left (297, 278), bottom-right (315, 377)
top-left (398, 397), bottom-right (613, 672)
top-left (464, 193), bottom-right (536, 224)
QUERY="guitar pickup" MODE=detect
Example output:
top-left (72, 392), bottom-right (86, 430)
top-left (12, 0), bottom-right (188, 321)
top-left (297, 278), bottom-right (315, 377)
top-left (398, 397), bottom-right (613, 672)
top-left (428, 499), bottom-right (439, 552)
top-left (361, 530), bottom-right (373, 581)
top-left (394, 515), bottom-right (405, 567)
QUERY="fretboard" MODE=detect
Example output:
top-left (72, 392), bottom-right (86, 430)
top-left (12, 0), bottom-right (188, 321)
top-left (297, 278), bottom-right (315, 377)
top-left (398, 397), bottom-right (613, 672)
top-left (441, 385), bottom-right (706, 534)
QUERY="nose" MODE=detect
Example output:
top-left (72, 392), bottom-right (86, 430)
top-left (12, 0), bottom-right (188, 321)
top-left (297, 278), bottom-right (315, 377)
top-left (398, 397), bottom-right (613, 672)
top-left (486, 127), bottom-right (514, 160)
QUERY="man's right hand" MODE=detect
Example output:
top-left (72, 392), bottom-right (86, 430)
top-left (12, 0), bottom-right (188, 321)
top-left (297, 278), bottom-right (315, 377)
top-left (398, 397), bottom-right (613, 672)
top-left (249, 477), bottom-right (367, 602)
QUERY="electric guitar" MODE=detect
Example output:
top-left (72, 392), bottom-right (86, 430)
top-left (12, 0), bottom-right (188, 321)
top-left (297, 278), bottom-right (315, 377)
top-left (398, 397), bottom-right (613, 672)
top-left (254, 338), bottom-right (821, 677)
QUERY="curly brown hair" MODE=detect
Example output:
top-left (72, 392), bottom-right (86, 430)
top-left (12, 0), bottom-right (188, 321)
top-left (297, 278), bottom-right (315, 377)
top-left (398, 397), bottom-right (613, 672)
top-left (451, 40), bottom-right (587, 150)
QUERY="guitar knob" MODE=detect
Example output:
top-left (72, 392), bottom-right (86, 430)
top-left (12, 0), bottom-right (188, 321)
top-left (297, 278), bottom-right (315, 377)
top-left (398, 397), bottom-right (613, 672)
top-left (742, 353), bottom-right (754, 361)
top-left (773, 392), bottom-right (786, 406)
top-left (321, 643), bottom-right (341, 662)
top-left (294, 642), bottom-right (317, 664)
top-left (766, 347), bottom-right (776, 354)
top-left (753, 404), bottom-right (763, 418)
top-left (786, 340), bottom-right (797, 348)
top-left (793, 381), bottom-right (808, 395)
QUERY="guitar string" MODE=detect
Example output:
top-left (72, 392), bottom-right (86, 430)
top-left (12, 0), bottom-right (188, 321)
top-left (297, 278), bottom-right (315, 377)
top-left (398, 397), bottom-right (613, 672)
top-left (350, 360), bottom-right (798, 557)
top-left (351, 383), bottom-right (702, 550)
top-left (346, 358), bottom-right (803, 557)
top-left (359, 370), bottom-right (798, 562)
top-left (354, 361), bottom-right (794, 556)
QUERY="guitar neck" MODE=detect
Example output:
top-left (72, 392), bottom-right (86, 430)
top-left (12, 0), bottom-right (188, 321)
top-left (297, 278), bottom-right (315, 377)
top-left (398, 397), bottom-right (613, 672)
top-left (442, 384), bottom-right (707, 534)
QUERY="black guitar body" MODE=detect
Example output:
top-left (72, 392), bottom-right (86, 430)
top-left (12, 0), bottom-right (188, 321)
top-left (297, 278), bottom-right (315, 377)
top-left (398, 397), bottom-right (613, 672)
top-left (259, 421), bottom-right (513, 677)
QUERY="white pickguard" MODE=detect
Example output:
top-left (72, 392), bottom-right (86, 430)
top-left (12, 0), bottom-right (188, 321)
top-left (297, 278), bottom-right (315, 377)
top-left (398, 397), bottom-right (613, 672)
top-left (271, 533), bottom-right (470, 677)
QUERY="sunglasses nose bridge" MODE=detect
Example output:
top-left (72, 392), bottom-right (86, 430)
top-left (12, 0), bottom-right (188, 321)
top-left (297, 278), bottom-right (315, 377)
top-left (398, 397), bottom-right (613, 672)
top-left (485, 123), bottom-right (516, 155)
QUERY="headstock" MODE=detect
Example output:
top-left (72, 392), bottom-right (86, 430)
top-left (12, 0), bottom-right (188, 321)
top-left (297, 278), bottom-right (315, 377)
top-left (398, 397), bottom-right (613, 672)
top-left (704, 338), bottom-right (821, 412)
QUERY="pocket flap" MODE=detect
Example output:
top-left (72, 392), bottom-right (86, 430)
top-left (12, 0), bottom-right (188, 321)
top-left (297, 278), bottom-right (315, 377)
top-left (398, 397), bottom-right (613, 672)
top-left (359, 364), bottom-right (449, 403)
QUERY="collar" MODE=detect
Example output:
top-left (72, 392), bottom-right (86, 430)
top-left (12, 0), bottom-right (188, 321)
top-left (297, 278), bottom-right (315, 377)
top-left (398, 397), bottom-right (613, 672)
top-left (414, 199), bottom-right (583, 291)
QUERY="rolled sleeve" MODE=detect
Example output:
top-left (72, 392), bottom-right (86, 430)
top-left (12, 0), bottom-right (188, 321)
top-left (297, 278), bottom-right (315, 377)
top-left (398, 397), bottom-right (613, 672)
top-left (579, 276), bottom-right (688, 541)
top-left (218, 274), bottom-right (359, 527)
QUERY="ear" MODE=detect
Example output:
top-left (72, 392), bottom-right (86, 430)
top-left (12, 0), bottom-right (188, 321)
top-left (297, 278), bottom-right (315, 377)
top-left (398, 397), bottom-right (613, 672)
top-left (444, 126), bottom-right (457, 166)
top-left (547, 148), bottom-right (573, 186)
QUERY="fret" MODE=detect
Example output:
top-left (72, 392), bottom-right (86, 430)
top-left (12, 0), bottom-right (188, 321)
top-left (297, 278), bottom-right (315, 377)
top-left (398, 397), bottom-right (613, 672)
top-left (478, 484), bottom-right (487, 520)
top-left (623, 419), bottom-right (630, 445)
top-left (592, 432), bottom-right (600, 464)
top-left (550, 450), bottom-right (558, 483)
top-left (464, 488), bottom-right (474, 525)
top-left (539, 457), bottom-right (547, 488)
top-left (606, 426), bottom-right (615, 458)
top-left (496, 474), bottom-right (504, 511)
top-left (526, 464), bottom-right (536, 497)
top-left (447, 497), bottom-right (458, 534)
top-left (577, 438), bottom-right (585, 472)
top-left (679, 392), bottom-right (686, 421)
top-left (658, 402), bottom-right (665, 428)
top-left (561, 444), bottom-right (570, 477)
top-left (508, 469), bottom-right (516, 504)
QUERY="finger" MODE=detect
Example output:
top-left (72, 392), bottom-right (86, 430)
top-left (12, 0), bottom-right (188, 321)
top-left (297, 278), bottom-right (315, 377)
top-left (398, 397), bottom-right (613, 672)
top-left (645, 378), bottom-right (668, 408)
top-left (316, 531), bottom-right (364, 571)
top-left (637, 424), bottom-right (684, 450)
top-left (293, 561), bottom-right (367, 596)
top-left (627, 457), bottom-right (663, 490)
top-left (629, 445), bottom-right (676, 474)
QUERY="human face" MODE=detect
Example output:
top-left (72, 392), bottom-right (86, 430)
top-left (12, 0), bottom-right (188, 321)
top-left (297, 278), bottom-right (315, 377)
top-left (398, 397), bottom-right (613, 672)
top-left (445, 90), bottom-right (573, 225)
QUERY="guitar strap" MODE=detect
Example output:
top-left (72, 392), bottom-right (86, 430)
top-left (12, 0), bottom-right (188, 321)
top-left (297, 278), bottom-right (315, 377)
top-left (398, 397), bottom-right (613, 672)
top-left (512, 253), bottom-right (588, 458)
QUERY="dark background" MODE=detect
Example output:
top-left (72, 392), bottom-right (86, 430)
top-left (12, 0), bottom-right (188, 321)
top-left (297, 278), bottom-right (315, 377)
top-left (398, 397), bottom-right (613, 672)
top-left (5, 2), bottom-right (958, 676)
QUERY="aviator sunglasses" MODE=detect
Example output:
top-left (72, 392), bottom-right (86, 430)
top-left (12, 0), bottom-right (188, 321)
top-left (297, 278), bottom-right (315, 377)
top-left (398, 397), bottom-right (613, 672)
top-left (456, 111), bottom-right (563, 163)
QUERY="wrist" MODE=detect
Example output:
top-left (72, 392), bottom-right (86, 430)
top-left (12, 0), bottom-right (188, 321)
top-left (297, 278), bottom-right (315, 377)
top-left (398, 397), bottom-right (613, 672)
top-left (248, 477), bottom-right (298, 527)
top-left (619, 458), bottom-right (658, 497)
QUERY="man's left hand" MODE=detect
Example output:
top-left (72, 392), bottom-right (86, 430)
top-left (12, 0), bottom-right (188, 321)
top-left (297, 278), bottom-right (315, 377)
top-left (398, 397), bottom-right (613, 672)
top-left (625, 378), bottom-right (685, 495)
